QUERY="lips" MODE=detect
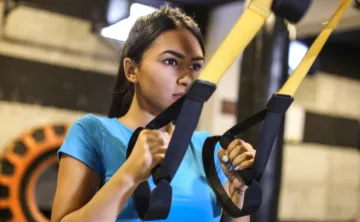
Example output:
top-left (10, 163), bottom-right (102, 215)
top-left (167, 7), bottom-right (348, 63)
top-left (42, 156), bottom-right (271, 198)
top-left (172, 93), bottom-right (185, 100)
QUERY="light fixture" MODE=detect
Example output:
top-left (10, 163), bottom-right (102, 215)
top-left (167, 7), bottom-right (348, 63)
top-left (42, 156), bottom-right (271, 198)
top-left (288, 40), bottom-right (308, 73)
top-left (101, 3), bottom-right (157, 42)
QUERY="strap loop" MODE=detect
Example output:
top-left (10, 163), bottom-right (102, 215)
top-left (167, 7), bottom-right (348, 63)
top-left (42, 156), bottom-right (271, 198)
top-left (124, 0), bottom-right (352, 219)
top-left (202, 0), bottom-right (351, 218)
top-left (203, 94), bottom-right (294, 217)
top-left (125, 80), bottom-right (216, 220)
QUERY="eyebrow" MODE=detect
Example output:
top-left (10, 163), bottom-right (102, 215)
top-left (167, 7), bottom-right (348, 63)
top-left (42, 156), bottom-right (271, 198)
top-left (161, 50), bottom-right (204, 61)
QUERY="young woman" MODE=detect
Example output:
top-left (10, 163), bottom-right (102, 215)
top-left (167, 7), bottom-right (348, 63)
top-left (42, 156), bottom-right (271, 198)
top-left (51, 5), bottom-right (256, 222)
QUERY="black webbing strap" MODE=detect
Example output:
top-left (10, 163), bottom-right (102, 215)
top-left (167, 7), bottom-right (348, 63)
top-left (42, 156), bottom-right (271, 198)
top-left (202, 94), bottom-right (294, 217)
top-left (125, 80), bottom-right (216, 220)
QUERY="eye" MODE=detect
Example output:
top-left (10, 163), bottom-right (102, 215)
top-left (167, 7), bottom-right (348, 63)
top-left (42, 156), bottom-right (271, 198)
top-left (163, 59), bottom-right (178, 66)
top-left (191, 63), bottom-right (202, 71)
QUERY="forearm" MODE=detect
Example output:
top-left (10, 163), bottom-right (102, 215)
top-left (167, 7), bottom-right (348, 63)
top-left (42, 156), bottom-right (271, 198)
top-left (226, 183), bottom-right (250, 222)
top-left (60, 162), bottom-right (139, 222)
top-left (229, 194), bottom-right (249, 222)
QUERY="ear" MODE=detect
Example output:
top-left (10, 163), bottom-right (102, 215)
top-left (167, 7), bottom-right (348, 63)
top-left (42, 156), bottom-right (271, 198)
top-left (123, 58), bottom-right (139, 84)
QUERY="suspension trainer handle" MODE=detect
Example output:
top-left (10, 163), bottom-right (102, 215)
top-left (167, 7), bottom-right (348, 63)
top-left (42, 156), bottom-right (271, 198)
top-left (202, 0), bottom-right (352, 218)
top-left (124, 0), bottom-right (317, 219)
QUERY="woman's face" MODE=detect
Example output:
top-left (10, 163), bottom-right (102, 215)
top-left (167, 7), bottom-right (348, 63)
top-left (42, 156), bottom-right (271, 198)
top-left (133, 28), bottom-right (204, 115)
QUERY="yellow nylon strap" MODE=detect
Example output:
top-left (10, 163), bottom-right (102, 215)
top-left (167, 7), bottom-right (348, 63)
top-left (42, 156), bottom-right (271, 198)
top-left (198, 0), bottom-right (273, 84)
top-left (276, 0), bottom-right (351, 96)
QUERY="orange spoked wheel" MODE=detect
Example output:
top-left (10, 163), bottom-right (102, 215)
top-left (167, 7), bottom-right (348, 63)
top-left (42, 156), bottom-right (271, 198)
top-left (0, 123), bottom-right (70, 222)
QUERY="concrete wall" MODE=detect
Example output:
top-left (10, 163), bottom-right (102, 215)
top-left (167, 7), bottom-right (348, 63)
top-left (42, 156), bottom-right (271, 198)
top-left (0, 1), bottom-right (112, 150)
top-left (0, 101), bottom-right (86, 151)
top-left (197, 2), bottom-right (243, 135)
top-left (280, 74), bottom-right (360, 221)
top-left (0, 1), bottom-right (119, 75)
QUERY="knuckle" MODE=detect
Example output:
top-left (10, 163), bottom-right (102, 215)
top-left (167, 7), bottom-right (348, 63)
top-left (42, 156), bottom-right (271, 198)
top-left (231, 146), bottom-right (240, 155)
top-left (152, 130), bottom-right (160, 136)
top-left (139, 130), bottom-right (148, 139)
top-left (139, 135), bottom-right (147, 144)
top-left (141, 129), bottom-right (149, 135)
top-left (229, 140), bottom-right (239, 149)
top-left (139, 135), bottom-right (149, 143)
top-left (156, 154), bottom-right (165, 162)
top-left (245, 143), bottom-right (253, 150)
top-left (246, 152), bottom-right (254, 158)
top-left (159, 137), bottom-right (166, 145)
top-left (240, 144), bottom-right (248, 150)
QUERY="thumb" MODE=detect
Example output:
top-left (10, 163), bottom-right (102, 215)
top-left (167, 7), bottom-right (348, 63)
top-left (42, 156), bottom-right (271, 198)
top-left (218, 148), bottom-right (229, 163)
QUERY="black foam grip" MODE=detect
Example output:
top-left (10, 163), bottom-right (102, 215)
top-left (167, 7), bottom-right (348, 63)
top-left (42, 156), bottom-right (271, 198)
top-left (271, 0), bottom-right (313, 24)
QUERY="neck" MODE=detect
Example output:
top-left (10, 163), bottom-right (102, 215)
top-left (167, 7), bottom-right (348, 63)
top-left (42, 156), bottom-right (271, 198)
top-left (118, 94), bottom-right (174, 135)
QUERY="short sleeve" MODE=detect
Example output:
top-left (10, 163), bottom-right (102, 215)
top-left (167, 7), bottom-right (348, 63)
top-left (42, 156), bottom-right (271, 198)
top-left (58, 114), bottom-right (102, 177)
top-left (213, 141), bottom-right (229, 185)
top-left (195, 131), bottom-right (229, 185)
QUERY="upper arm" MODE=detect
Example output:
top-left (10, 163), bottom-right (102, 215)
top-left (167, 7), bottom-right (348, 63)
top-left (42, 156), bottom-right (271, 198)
top-left (51, 154), bottom-right (101, 222)
top-left (51, 115), bottom-right (103, 221)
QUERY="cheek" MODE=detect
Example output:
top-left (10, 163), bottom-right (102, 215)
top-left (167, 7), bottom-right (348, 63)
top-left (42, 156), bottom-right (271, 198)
top-left (151, 64), bottom-right (177, 84)
top-left (141, 63), bottom-right (176, 93)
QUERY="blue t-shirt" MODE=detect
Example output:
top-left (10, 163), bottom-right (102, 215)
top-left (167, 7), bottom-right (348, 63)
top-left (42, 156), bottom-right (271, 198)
top-left (58, 113), bottom-right (228, 222)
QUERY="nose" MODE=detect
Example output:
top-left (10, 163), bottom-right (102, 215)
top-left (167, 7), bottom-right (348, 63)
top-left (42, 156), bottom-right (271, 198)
top-left (177, 74), bottom-right (192, 87)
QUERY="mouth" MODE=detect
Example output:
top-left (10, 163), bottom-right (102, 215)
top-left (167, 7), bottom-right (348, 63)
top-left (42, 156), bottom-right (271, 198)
top-left (172, 93), bottom-right (185, 100)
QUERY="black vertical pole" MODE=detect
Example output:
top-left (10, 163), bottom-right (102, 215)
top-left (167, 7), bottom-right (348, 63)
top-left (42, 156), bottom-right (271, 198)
top-left (236, 16), bottom-right (290, 222)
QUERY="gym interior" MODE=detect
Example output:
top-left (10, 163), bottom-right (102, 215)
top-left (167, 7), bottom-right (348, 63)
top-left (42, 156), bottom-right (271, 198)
top-left (0, 0), bottom-right (359, 221)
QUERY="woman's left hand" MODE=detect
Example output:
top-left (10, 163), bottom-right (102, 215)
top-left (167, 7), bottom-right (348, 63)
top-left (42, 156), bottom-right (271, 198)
top-left (218, 139), bottom-right (256, 193)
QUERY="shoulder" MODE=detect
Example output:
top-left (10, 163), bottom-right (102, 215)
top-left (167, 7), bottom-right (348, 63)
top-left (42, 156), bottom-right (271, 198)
top-left (63, 113), bottom-right (108, 147)
top-left (191, 131), bottom-right (213, 149)
top-left (71, 113), bottom-right (113, 135)
top-left (59, 114), bottom-right (106, 176)
top-left (192, 131), bottom-right (212, 141)
top-left (72, 113), bottom-right (102, 129)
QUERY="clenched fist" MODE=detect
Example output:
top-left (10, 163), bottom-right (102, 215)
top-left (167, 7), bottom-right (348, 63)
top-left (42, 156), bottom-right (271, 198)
top-left (126, 129), bottom-right (170, 183)
top-left (218, 139), bottom-right (256, 192)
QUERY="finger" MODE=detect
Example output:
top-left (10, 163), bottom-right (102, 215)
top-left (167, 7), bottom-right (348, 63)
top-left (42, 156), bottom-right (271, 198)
top-left (158, 131), bottom-right (171, 142)
top-left (153, 153), bottom-right (166, 165)
top-left (237, 159), bottom-right (254, 171)
top-left (242, 141), bottom-right (255, 152)
top-left (232, 152), bottom-right (255, 170)
top-left (228, 145), bottom-right (241, 163)
top-left (148, 130), bottom-right (170, 140)
top-left (229, 142), bottom-right (253, 162)
top-left (218, 148), bottom-right (229, 163)
top-left (154, 130), bottom-right (171, 146)
top-left (226, 139), bottom-right (242, 155)
top-left (228, 144), bottom-right (249, 162)
top-left (146, 135), bottom-right (166, 146)
top-left (147, 134), bottom-right (170, 146)
top-left (151, 145), bottom-right (168, 155)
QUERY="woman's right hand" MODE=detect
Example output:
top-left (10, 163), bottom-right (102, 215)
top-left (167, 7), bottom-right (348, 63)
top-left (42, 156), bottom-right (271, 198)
top-left (126, 129), bottom-right (170, 183)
